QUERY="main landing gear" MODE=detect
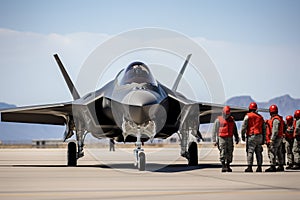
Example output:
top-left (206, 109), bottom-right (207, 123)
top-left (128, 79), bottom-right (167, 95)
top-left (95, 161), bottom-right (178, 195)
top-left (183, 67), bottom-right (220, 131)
top-left (179, 129), bottom-right (199, 166)
top-left (188, 141), bottom-right (198, 166)
top-left (67, 142), bottom-right (77, 166)
top-left (67, 140), bottom-right (85, 167)
top-left (66, 130), bottom-right (86, 167)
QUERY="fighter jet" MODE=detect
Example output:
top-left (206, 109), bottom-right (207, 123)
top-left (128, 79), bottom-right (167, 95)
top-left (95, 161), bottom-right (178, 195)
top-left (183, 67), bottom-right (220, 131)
top-left (0, 54), bottom-right (249, 170)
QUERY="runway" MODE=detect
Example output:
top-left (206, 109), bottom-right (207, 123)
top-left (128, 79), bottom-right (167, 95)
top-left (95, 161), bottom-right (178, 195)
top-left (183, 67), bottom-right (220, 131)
top-left (0, 145), bottom-right (299, 200)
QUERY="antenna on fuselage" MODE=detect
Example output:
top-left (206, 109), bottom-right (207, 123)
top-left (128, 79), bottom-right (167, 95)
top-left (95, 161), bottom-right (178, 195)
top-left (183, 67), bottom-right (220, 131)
top-left (172, 54), bottom-right (192, 91)
top-left (53, 54), bottom-right (81, 100)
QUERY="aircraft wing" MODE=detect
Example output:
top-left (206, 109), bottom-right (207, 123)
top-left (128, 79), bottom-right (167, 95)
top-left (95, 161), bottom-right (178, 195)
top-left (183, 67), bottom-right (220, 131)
top-left (198, 102), bottom-right (269, 123)
top-left (0, 102), bottom-right (73, 125)
top-left (166, 89), bottom-right (251, 124)
top-left (198, 103), bottom-right (249, 123)
top-left (166, 91), bottom-right (267, 124)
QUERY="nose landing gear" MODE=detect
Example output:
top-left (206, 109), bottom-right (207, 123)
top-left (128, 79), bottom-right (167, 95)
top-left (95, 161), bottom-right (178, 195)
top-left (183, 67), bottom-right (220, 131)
top-left (133, 127), bottom-right (146, 171)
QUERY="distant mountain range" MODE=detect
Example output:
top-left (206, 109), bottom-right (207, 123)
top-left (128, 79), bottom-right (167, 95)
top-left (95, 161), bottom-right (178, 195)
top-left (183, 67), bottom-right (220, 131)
top-left (226, 94), bottom-right (300, 118)
top-left (0, 102), bottom-right (15, 109)
top-left (1, 94), bottom-right (300, 143)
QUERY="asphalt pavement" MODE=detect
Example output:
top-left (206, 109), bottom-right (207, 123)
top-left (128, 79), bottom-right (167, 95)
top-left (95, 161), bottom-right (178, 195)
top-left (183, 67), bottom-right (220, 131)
top-left (0, 145), bottom-right (299, 200)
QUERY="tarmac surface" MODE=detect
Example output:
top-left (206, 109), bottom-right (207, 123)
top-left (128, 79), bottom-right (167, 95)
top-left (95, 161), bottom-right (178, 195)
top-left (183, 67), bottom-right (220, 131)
top-left (0, 144), bottom-right (299, 200)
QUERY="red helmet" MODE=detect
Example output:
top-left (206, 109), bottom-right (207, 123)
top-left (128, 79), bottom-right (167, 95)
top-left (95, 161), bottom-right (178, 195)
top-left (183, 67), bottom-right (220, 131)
top-left (223, 106), bottom-right (231, 115)
top-left (294, 110), bottom-right (300, 119)
top-left (269, 104), bottom-right (278, 114)
top-left (249, 102), bottom-right (257, 111)
top-left (286, 115), bottom-right (293, 125)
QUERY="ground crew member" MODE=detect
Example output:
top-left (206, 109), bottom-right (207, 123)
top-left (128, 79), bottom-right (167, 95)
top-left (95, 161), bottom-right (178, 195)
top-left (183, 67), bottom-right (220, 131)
top-left (241, 102), bottom-right (265, 172)
top-left (265, 105), bottom-right (284, 172)
top-left (278, 137), bottom-right (286, 166)
top-left (284, 115), bottom-right (295, 169)
top-left (212, 106), bottom-right (239, 172)
top-left (109, 138), bottom-right (115, 151)
top-left (292, 110), bottom-right (300, 169)
top-left (269, 117), bottom-right (285, 167)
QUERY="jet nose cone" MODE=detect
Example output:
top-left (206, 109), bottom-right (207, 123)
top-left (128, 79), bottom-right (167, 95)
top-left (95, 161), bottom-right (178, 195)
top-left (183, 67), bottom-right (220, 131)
top-left (123, 90), bottom-right (158, 106)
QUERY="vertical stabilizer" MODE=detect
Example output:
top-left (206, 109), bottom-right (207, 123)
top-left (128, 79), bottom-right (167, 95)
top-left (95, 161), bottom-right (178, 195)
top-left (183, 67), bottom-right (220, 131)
top-left (172, 54), bottom-right (192, 91)
top-left (53, 54), bottom-right (81, 100)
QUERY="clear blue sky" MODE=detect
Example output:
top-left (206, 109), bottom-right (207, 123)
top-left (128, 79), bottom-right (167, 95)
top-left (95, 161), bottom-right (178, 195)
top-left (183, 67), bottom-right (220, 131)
top-left (0, 0), bottom-right (300, 105)
top-left (1, 0), bottom-right (300, 44)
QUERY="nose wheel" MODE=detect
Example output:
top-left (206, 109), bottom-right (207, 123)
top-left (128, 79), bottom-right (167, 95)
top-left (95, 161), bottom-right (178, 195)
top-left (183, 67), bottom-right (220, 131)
top-left (134, 149), bottom-right (146, 171)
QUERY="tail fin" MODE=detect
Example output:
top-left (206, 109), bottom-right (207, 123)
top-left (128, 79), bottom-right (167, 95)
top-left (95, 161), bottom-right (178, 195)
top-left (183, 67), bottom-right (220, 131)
top-left (172, 54), bottom-right (192, 91)
top-left (53, 54), bottom-right (81, 100)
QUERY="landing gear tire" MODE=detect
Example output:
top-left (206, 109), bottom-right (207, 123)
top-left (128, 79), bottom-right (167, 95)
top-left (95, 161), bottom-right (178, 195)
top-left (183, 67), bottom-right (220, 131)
top-left (138, 152), bottom-right (146, 171)
top-left (188, 141), bottom-right (198, 166)
top-left (67, 142), bottom-right (77, 166)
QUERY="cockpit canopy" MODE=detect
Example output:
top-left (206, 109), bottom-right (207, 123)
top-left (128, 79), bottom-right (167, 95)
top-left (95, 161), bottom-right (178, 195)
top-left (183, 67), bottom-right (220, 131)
top-left (117, 62), bottom-right (157, 86)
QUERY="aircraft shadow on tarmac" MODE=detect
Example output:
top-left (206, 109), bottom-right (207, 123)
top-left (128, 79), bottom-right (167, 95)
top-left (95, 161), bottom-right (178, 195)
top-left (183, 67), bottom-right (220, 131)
top-left (10, 163), bottom-right (221, 173)
top-left (9, 163), bottom-right (300, 173)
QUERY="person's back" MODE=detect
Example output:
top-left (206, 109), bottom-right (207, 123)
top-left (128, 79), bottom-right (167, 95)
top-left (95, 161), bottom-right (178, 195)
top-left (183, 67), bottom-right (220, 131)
top-left (246, 112), bottom-right (264, 135)
top-left (241, 102), bottom-right (265, 173)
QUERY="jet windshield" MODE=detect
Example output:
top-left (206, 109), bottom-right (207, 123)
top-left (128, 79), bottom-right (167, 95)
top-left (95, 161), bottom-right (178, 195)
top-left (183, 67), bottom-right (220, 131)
top-left (118, 62), bottom-right (157, 86)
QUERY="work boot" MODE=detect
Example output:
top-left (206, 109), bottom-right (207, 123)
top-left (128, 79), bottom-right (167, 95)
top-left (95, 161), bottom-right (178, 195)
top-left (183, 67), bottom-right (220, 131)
top-left (245, 165), bottom-right (253, 172)
top-left (286, 164), bottom-right (293, 170)
top-left (226, 163), bottom-right (232, 172)
top-left (256, 165), bottom-right (262, 172)
top-left (265, 165), bottom-right (276, 172)
top-left (221, 162), bottom-right (227, 172)
top-left (291, 164), bottom-right (300, 170)
top-left (276, 165), bottom-right (284, 172)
